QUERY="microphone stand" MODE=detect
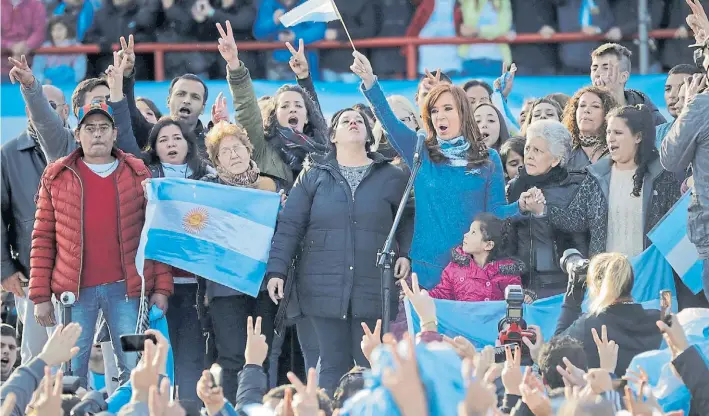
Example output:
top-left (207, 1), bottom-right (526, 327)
top-left (377, 148), bottom-right (424, 334)
top-left (60, 292), bottom-right (76, 376)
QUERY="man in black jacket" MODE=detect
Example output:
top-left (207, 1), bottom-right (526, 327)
top-left (590, 43), bottom-right (666, 126)
top-left (1, 85), bottom-right (67, 365)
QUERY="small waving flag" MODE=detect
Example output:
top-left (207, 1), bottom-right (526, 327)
top-left (280, 0), bottom-right (339, 27)
top-left (136, 178), bottom-right (281, 297)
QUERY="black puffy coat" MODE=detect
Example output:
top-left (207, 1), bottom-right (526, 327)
top-left (507, 169), bottom-right (589, 297)
top-left (266, 151), bottom-right (414, 320)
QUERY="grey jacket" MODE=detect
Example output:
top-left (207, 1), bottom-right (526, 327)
top-left (547, 156), bottom-right (682, 256)
top-left (19, 78), bottom-right (137, 163)
top-left (0, 357), bottom-right (47, 416)
top-left (661, 93), bottom-right (709, 258)
top-left (1, 129), bottom-right (47, 281)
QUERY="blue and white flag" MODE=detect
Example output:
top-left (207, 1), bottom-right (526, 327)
top-left (406, 245), bottom-right (674, 347)
top-left (136, 178), bottom-right (281, 297)
top-left (649, 192), bottom-right (703, 294)
top-left (280, 0), bottom-right (339, 28)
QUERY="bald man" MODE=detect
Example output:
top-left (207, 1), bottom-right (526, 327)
top-left (1, 85), bottom-right (67, 364)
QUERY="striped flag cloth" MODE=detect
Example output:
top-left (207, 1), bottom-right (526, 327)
top-left (136, 178), bottom-right (281, 297)
top-left (280, 0), bottom-right (339, 27)
top-left (648, 192), bottom-right (704, 294)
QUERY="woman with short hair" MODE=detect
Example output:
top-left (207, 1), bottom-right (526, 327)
top-left (507, 120), bottom-right (587, 298)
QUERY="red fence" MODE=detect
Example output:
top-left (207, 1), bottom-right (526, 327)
top-left (33, 30), bottom-right (678, 81)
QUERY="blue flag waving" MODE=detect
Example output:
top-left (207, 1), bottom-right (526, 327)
top-left (136, 178), bottom-right (281, 297)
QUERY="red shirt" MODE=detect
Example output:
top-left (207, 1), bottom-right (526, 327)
top-left (76, 159), bottom-right (123, 288)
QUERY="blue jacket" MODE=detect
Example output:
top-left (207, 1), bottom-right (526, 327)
top-left (52, 1), bottom-right (95, 41)
top-left (252, 0), bottom-right (325, 68)
top-left (361, 79), bottom-right (522, 289)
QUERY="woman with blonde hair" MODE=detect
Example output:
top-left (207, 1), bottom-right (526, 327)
top-left (554, 252), bottom-right (661, 376)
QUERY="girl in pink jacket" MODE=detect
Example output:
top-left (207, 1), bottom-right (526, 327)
top-left (429, 213), bottom-right (529, 302)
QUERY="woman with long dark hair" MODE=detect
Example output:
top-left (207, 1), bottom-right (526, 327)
top-left (143, 117), bottom-right (211, 179)
top-left (563, 86), bottom-right (618, 172)
top-left (474, 102), bottom-right (510, 151)
top-left (530, 105), bottom-right (683, 258)
top-left (351, 51), bottom-right (536, 290)
top-left (265, 108), bottom-right (414, 395)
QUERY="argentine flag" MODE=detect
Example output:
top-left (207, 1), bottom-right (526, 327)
top-left (649, 192), bottom-right (704, 294)
top-left (406, 245), bottom-right (674, 347)
top-left (280, 0), bottom-right (339, 28)
top-left (136, 178), bottom-right (281, 297)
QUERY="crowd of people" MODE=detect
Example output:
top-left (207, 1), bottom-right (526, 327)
top-left (1, 0), bottom-right (709, 82)
top-left (1, 0), bottom-right (709, 414)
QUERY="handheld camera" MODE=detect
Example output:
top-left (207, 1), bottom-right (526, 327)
top-left (495, 285), bottom-right (537, 364)
top-left (660, 289), bottom-right (673, 327)
top-left (560, 249), bottom-right (589, 287)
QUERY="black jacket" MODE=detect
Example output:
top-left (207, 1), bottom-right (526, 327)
top-left (507, 170), bottom-right (588, 294)
top-left (510, 0), bottom-right (560, 75)
top-left (320, 0), bottom-right (377, 73)
top-left (1, 130), bottom-right (47, 281)
top-left (625, 89), bottom-right (666, 126)
top-left (554, 284), bottom-right (662, 376)
top-left (369, 0), bottom-right (415, 76)
top-left (673, 345), bottom-right (709, 415)
top-left (266, 151), bottom-right (414, 320)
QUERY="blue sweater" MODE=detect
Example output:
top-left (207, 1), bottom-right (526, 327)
top-left (361, 79), bottom-right (521, 289)
top-left (656, 120), bottom-right (674, 150)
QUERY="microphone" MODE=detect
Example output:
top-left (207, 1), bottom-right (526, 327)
top-left (413, 130), bottom-right (426, 164)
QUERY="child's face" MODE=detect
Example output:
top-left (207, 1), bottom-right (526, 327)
top-left (504, 150), bottom-right (523, 180)
top-left (51, 23), bottom-right (68, 43)
top-left (462, 221), bottom-right (493, 255)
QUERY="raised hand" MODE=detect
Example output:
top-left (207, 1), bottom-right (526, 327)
top-left (360, 319), bottom-right (382, 364)
top-left (211, 92), bottom-right (230, 125)
top-left (196, 370), bottom-right (226, 415)
top-left (459, 358), bottom-right (497, 416)
top-left (556, 356), bottom-right (587, 387)
top-left (131, 337), bottom-right (165, 403)
top-left (381, 334), bottom-right (428, 416)
top-left (592, 325), bottom-right (619, 373)
top-left (33, 367), bottom-right (64, 416)
top-left (683, 73), bottom-right (708, 107)
top-left (286, 39), bottom-right (309, 80)
top-left (420, 68), bottom-right (442, 97)
top-left (245, 316), bottom-right (268, 366)
top-left (7, 55), bottom-right (35, 88)
top-left (149, 378), bottom-right (186, 416)
top-left (501, 345), bottom-right (523, 395)
top-left (522, 325), bottom-right (543, 364)
top-left (216, 21), bottom-right (240, 70)
top-left (656, 314), bottom-right (690, 359)
top-left (37, 323), bottom-right (81, 366)
top-left (400, 273), bottom-right (437, 328)
top-left (584, 369), bottom-right (613, 395)
top-left (493, 63), bottom-right (516, 98)
top-left (287, 368), bottom-right (320, 415)
top-left (442, 335), bottom-right (477, 361)
top-left (686, 0), bottom-right (709, 45)
top-left (520, 367), bottom-right (552, 416)
top-left (107, 51), bottom-right (129, 101)
top-left (118, 35), bottom-right (135, 77)
top-left (593, 62), bottom-right (620, 89)
top-left (350, 51), bottom-right (375, 90)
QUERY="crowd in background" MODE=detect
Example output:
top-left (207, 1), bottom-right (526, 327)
top-left (1, 0), bottom-right (709, 415)
top-left (1, 0), bottom-right (709, 82)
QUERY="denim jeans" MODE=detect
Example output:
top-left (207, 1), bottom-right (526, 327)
top-left (210, 291), bottom-right (277, 404)
top-left (167, 284), bottom-right (203, 402)
top-left (71, 281), bottom-right (140, 388)
top-left (309, 315), bottom-right (377, 397)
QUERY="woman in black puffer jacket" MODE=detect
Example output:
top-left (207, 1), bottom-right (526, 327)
top-left (264, 108), bottom-right (414, 396)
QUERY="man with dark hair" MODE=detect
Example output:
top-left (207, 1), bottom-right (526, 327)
top-left (2, 85), bottom-right (67, 366)
top-left (71, 78), bottom-right (110, 117)
top-left (657, 64), bottom-right (704, 148)
top-left (118, 36), bottom-right (209, 154)
top-left (0, 324), bottom-right (18, 382)
top-left (590, 43), bottom-right (666, 126)
top-left (462, 80), bottom-right (493, 109)
top-left (537, 335), bottom-right (588, 389)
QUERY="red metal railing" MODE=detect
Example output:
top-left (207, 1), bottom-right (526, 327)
top-left (33, 29), bottom-right (678, 81)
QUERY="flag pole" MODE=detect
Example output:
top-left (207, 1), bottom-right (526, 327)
top-left (329, 0), bottom-right (357, 51)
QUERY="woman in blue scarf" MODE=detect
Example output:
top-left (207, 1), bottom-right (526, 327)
top-left (351, 52), bottom-right (535, 289)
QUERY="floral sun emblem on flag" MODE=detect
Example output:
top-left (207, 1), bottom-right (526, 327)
top-left (182, 208), bottom-right (209, 234)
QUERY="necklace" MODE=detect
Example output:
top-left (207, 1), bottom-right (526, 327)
top-left (84, 158), bottom-right (118, 174)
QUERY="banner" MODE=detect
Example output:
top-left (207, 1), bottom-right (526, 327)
top-left (0, 75), bottom-right (670, 144)
top-left (406, 245), bottom-right (675, 348)
top-left (136, 178), bottom-right (281, 297)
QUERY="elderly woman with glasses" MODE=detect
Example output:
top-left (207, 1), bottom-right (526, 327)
top-left (506, 120), bottom-right (588, 298)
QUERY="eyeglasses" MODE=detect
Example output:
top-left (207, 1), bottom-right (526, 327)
top-left (82, 124), bottom-right (112, 134)
top-left (218, 145), bottom-right (248, 157)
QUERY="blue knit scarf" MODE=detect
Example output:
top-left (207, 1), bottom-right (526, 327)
top-left (437, 136), bottom-right (470, 167)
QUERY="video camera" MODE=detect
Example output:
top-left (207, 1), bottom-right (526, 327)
top-left (560, 249), bottom-right (589, 287)
top-left (495, 285), bottom-right (537, 364)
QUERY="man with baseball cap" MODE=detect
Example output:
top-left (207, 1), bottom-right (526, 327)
top-left (28, 100), bottom-right (173, 388)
